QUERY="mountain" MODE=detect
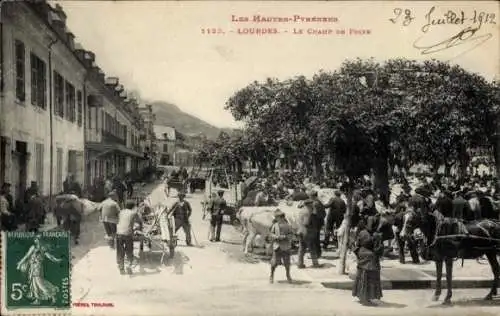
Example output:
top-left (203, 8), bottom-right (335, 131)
top-left (149, 101), bottom-right (234, 139)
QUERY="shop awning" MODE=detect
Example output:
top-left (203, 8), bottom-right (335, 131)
top-left (86, 142), bottom-right (145, 160)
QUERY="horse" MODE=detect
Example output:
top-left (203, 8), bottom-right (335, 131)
top-left (373, 209), bottom-right (421, 264)
top-left (164, 177), bottom-right (188, 197)
top-left (401, 208), bottom-right (500, 305)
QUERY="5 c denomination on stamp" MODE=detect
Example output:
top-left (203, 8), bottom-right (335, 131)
top-left (1, 231), bottom-right (71, 313)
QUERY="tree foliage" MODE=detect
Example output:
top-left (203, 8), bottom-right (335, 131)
top-left (199, 58), bottom-right (497, 182)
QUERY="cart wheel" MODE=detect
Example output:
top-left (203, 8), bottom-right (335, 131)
top-left (231, 217), bottom-right (240, 226)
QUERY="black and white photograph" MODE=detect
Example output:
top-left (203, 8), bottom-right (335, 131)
top-left (0, 1), bottom-right (499, 315)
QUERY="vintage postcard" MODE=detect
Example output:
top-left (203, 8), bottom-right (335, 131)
top-left (0, 0), bottom-right (499, 315)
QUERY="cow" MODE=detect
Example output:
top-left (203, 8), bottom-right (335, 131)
top-left (48, 194), bottom-right (100, 244)
top-left (237, 201), bottom-right (306, 255)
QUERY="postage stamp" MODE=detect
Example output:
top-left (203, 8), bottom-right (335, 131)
top-left (1, 231), bottom-right (71, 313)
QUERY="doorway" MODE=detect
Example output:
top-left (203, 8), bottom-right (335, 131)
top-left (0, 137), bottom-right (6, 184)
top-left (12, 141), bottom-right (28, 202)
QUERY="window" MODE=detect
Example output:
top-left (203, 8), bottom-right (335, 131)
top-left (56, 148), bottom-right (63, 193)
top-left (86, 99), bottom-right (91, 129)
top-left (67, 150), bottom-right (77, 176)
top-left (77, 90), bottom-right (83, 126)
top-left (15, 40), bottom-right (25, 102)
top-left (54, 71), bottom-right (64, 117)
top-left (65, 81), bottom-right (75, 122)
top-left (163, 143), bottom-right (168, 152)
top-left (35, 143), bottom-right (44, 192)
top-left (97, 108), bottom-right (101, 131)
top-left (30, 53), bottom-right (46, 109)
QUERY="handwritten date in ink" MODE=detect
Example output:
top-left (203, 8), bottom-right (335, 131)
top-left (413, 6), bottom-right (495, 55)
top-left (389, 8), bottom-right (415, 26)
top-left (422, 7), bottom-right (496, 33)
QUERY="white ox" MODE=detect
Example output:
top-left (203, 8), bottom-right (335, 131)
top-left (237, 201), bottom-right (308, 254)
top-left (237, 188), bottom-right (340, 255)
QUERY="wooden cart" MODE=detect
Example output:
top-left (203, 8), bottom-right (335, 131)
top-left (134, 204), bottom-right (177, 265)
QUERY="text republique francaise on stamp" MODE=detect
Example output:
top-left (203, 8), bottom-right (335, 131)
top-left (2, 231), bottom-right (71, 312)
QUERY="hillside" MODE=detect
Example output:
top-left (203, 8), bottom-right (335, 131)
top-left (149, 101), bottom-right (234, 139)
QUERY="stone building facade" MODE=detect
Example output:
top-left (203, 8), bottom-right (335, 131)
top-left (0, 1), bottom-right (148, 201)
top-left (0, 2), bottom-right (86, 200)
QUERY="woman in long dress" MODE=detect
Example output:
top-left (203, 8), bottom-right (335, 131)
top-left (16, 236), bottom-right (62, 305)
top-left (352, 216), bottom-right (384, 306)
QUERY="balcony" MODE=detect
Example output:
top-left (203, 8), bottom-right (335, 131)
top-left (102, 130), bottom-right (126, 146)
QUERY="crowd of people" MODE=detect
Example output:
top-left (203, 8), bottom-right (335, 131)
top-left (0, 172), bottom-right (138, 239)
top-left (232, 168), bottom-right (500, 305)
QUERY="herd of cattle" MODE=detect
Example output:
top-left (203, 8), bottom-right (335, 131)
top-left (237, 187), bottom-right (344, 255)
top-left (235, 181), bottom-right (500, 259)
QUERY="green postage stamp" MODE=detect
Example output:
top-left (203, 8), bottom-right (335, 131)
top-left (1, 231), bottom-right (71, 314)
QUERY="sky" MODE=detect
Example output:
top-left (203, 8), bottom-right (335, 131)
top-left (54, 1), bottom-right (499, 129)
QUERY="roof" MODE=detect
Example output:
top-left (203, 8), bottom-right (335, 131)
top-left (154, 125), bottom-right (177, 141)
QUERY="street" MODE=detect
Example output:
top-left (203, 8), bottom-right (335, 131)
top-left (70, 183), bottom-right (500, 316)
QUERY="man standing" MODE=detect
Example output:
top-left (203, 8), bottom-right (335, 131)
top-left (25, 192), bottom-right (45, 232)
top-left (104, 177), bottom-right (113, 196)
top-left (101, 191), bottom-right (120, 248)
top-left (309, 191), bottom-right (326, 259)
top-left (58, 196), bottom-right (83, 245)
top-left (323, 190), bottom-right (347, 250)
top-left (0, 183), bottom-right (15, 230)
top-left (63, 174), bottom-right (82, 197)
top-left (209, 190), bottom-right (226, 242)
top-left (467, 192), bottom-right (481, 220)
top-left (297, 200), bottom-right (321, 268)
top-left (116, 199), bottom-right (142, 275)
top-left (113, 176), bottom-right (126, 207)
top-left (170, 191), bottom-right (193, 246)
top-left (0, 187), bottom-right (13, 231)
top-left (25, 181), bottom-right (39, 200)
top-left (435, 189), bottom-right (453, 218)
top-left (63, 174), bottom-right (72, 195)
top-left (452, 190), bottom-right (470, 220)
top-left (269, 209), bottom-right (293, 284)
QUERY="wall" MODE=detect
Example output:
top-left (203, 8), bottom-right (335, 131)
top-left (0, 3), bottom-right (85, 197)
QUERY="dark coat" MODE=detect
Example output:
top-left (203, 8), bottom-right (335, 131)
top-left (355, 229), bottom-right (384, 271)
top-left (210, 197), bottom-right (227, 216)
top-left (452, 196), bottom-right (470, 220)
top-left (172, 201), bottom-right (192, 222)
top-left (435, 196), bottom-right (453, 217)
top-left (312, 198), bottom-right (326, 229)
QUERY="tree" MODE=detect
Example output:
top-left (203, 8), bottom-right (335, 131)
top-left (388, 59), bottom-right (496, 179)
top-left (221, 58), bottom-right (498, 275)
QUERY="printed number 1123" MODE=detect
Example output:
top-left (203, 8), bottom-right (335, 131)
top-left (201, 28), bottom-right (225, 35)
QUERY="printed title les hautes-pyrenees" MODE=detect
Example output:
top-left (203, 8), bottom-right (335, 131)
top-left (232, 15), bottom-right (339, 23)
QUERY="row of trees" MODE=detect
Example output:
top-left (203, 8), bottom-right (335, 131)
top-left (195, 58), bottom-right (499, 274)
top-left (198, 58), bottom-right (499, 184)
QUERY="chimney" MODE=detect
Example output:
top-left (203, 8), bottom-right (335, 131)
top-left (98, 69), bottom-right (105, 83)
top-left (115, 84), bottom-right (124, 93)
top-left (84, 50), bottom-right (96, 63)
top-left (66, 32), bottom-right (75, 51)
top-left (74, 46), bottom-right (92, 68)
top-left (48, 9), bottom-right (67, 39)
top-left (54, 4), bottom-right (67, 22)
top-left (105, 77), bottom-right (119, 87)
top-left (91, 67), bottom-right (105, 83)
